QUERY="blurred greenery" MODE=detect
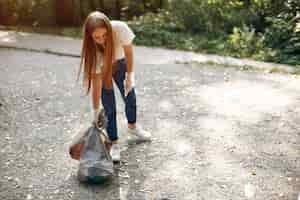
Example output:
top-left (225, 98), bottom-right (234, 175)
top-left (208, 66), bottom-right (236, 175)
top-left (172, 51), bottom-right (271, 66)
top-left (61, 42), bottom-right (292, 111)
top-left (0, 0), bottom-right (299, 65)
top-left (129, 0), bottom-right (300, 65)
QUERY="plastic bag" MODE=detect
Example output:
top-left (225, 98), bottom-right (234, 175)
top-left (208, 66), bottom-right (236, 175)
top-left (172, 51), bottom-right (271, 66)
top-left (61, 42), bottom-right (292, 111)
top-left (69, 129), bottom-right (86, 161)
top-left (77, 125), bottom-right (113, 184)
top-left (69, 109), bottom-right (113, 184)
top-left (69, 109), bottom-right (109, 160)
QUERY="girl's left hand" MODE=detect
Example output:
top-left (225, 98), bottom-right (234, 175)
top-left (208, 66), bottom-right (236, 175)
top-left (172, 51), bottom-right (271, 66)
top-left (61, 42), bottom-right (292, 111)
top-left (124, 72), bottom-right (135, 97)
top-left (93, 108), bottom-right (107, 129)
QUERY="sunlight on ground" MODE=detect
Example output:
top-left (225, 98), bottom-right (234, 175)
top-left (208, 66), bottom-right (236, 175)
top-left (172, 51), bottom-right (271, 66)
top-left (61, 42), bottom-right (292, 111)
top-left (197, 117), bottom-right (234, 136)
top-left (143, 158), bottom-right (197, 196)
top-left (261, 139), bottom-right (299, 157)
top-left (171, 139), bottom-right (193, 156)
top-left (0, 32), bottom-right (16, 43)
top-left (155, 119), bottom-right (185, 139)
top-left (158, 100), bottom-right (175, 112)
top-left (204, 145), bottom-right (249, 178)
top-left (120, 186), bottom-right (129, 200)
top-left (197, 118), bottom-right (248, 177)
top-left (160, 160), bottom-right (187, 181)
top-left (198, 80), bottom-right (293, 122)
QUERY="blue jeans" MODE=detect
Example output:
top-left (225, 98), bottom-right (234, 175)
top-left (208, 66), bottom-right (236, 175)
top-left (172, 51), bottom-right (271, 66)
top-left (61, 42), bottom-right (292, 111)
top-left (101, 58), bottom-right (137, 141)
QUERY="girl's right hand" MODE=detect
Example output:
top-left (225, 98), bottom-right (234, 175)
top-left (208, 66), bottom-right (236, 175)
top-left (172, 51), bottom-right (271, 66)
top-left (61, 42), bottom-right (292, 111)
top-left (124, 72), bottom-right (135, 97)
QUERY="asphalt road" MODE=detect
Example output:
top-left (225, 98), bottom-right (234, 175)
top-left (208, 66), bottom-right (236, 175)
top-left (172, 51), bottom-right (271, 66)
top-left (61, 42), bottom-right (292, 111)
top-left (0, 48), bottom-right (299, 200)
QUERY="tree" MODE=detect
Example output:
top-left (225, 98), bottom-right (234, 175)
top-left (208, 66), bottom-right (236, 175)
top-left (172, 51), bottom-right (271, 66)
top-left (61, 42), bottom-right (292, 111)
top-left (56, 0), bottom-right (75, 25)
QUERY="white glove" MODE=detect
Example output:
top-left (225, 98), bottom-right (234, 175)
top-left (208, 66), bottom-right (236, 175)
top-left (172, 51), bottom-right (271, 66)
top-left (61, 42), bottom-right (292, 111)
top-left (93, 107), bottom-right (101, 123)
top-left (124, 72), bottom-right (135, 97)
top-left (93, 107), bottom-right (108, 129)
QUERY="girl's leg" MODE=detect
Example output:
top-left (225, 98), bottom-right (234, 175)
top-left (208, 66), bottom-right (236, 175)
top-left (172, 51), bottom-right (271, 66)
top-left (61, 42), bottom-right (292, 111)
top-left (113, 59), bottom-right (151, 141)
top-left (113, 59), bottom-right (137, 125)
top-left (101, 88), bottom-right (118, 142)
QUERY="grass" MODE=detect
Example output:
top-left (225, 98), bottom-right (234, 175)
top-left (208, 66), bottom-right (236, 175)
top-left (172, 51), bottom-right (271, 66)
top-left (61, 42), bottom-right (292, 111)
top-left (186, 60), bottom-right (300, 76)
top-left (268, 67), bottom-right (281, 73)
top-left (188, 60), bottom-right (262, 72)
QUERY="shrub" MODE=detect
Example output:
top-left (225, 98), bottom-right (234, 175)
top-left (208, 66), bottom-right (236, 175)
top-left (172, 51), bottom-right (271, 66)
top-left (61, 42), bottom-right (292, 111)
top-left (227, 25), bottom-right (275, 60)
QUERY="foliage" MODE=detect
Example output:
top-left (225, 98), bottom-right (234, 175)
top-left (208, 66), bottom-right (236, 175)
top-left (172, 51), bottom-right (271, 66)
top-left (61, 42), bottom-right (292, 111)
top-left (129, 0), bottom-right (300, 65)
top-left (262, 0), bottom-right (300, 64)
top-left (227, 25), bottom-right (276, 61)
top-left (1, 0), bottom-right (299, 65)
top-left (128, 10), bottom-right (227, 54)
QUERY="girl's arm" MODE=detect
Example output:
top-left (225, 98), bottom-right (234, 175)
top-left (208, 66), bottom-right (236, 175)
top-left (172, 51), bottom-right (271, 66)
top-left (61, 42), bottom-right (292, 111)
top-left (123, 44), bottom-right (135, 96)
top-left (123, 44), bottom-right (134, 72)
top-left (91, 73), bottom-right (102, 113)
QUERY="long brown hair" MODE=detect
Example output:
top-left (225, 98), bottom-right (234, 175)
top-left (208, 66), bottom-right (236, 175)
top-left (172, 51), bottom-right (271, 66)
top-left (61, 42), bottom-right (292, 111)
top-left (78, 11), bottom-right (115, 93)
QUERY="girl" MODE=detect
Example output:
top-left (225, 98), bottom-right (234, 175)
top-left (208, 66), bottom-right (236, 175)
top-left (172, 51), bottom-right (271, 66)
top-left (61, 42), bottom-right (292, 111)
top-left (78, 11), bottom-right (151, 162)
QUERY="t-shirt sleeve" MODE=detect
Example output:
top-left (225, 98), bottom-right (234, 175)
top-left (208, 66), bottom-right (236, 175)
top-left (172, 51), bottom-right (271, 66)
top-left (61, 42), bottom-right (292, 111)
top-left (118, 22), bottom-right (136, 45)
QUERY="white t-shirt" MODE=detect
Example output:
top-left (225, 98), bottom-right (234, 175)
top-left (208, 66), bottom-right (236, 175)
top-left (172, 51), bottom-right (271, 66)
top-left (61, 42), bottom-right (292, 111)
top-left (96, 20), bottom-right (135, 74)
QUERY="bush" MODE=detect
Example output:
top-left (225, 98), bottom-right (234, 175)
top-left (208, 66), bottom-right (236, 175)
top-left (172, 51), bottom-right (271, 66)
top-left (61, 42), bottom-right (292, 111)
top-left (262, 0), bottom-right (300, 65)
top-left (227, 25), bottom-right (276, 60)
top-left (127, 0), bottom-right (300, 65)
top-left (128, 11), bottom-right (227, 53)
top-left (128, 11), bottom-right (184, 48)
top-left (168, 0), bottom-right (270, 34)
top-left (129, 10), bottom-right (184, 32)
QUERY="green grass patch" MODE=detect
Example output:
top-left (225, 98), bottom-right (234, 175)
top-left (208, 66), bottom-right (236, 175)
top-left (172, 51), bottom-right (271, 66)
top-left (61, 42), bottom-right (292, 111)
top-left (189, 60), bottom-right (300, 76)
top-left (268, 67), bottom-right (281, 73)
top-left (188, 60), bottom-right (262, 72)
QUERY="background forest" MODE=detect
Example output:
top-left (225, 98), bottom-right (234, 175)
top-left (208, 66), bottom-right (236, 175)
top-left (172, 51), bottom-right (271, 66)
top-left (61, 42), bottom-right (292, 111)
top-left (0, 0), bottom-right (299, 65)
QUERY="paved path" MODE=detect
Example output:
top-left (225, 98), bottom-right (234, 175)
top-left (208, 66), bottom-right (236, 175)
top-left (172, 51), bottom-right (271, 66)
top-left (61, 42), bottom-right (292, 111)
top-left (0, 31), bottom-right (299, 200)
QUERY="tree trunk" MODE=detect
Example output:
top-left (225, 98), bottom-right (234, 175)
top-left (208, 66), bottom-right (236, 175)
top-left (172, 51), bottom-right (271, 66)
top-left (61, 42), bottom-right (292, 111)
top-left (79, 0), bottom-right (86, 22)
top-left (72, 0), bottom-right (82, 25)
top-left (90, 0), bottom-right (96, 11)
top-left (115, 0), bottom-right (121, 19)
top-left (99, 0), bottom-right (104, 11)
top-left (159, 0), bottom-right (162, 9)
top-left (56, 0), bottom-right (75, 25)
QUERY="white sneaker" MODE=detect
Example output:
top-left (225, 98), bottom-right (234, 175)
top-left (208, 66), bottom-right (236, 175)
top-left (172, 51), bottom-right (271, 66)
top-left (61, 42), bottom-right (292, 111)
top-left (128, 126), bottom-right (151, 142)
top-left (110, 143), bottom-right (121, 162)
